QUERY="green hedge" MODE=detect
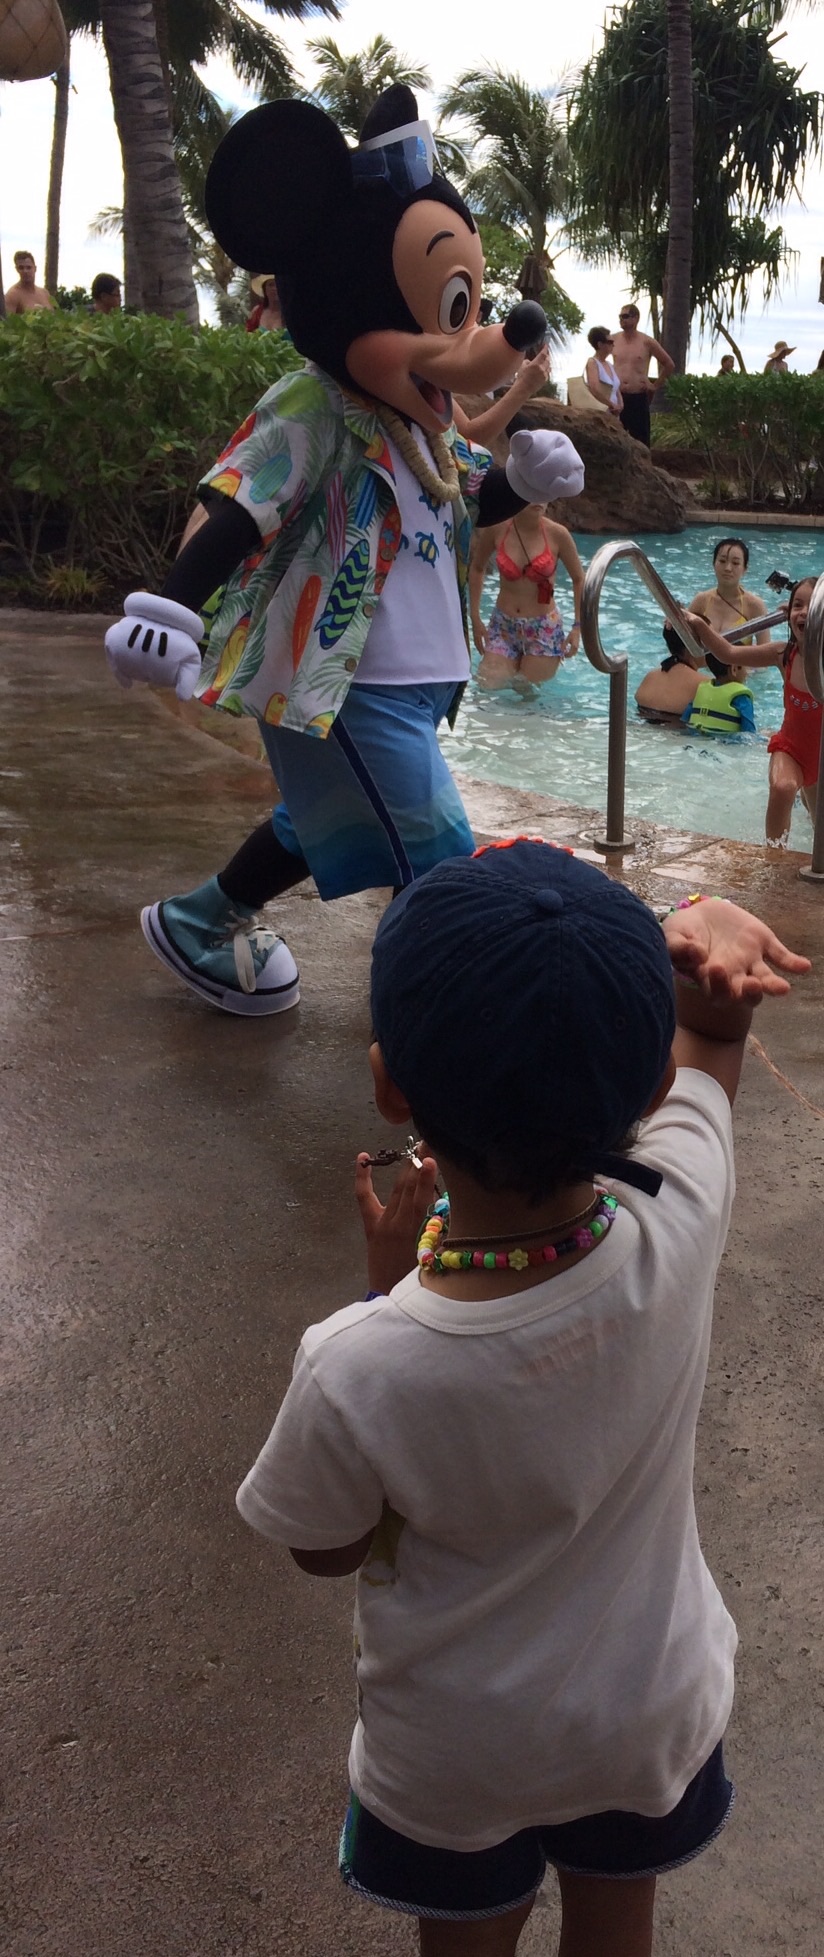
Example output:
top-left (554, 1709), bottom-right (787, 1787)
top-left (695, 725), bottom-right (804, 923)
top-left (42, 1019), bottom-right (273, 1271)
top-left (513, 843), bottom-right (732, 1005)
top-left (667, 372), bottom-right (824, 511)
top-left (0, 311), bottom-right (301, 602)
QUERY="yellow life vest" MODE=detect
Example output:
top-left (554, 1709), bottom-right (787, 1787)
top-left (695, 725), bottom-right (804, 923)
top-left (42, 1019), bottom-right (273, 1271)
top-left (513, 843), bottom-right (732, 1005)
top-left (685, 678), bottom-right (754, 735)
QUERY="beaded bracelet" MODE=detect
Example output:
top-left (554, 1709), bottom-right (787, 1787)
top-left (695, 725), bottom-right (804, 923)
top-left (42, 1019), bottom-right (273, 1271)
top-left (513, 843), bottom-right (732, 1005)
top-left (665, 892), bottom-right (724, 915)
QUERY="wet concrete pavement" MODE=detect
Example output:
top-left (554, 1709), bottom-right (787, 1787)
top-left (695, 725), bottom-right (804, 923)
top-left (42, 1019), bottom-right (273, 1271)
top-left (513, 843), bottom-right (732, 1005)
top-left (2, 616), bottom-right (823, 1957)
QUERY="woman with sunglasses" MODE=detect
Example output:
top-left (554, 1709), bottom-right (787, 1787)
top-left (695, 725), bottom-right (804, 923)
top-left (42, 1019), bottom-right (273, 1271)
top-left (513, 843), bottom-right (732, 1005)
top-left (584, 327), bottom-right (623, 415)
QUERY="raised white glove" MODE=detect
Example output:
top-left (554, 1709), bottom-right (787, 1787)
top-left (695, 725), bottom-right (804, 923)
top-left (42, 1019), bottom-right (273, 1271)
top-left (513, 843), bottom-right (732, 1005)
top-left (506, 429), bottom-right (585, 505)
top-left (105, 591), bottom-right (203, 701)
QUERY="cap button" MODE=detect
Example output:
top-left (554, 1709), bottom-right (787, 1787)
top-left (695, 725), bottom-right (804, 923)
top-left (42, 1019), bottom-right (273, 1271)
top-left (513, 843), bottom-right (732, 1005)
top-left (534, 890), bottom-right (563, 916)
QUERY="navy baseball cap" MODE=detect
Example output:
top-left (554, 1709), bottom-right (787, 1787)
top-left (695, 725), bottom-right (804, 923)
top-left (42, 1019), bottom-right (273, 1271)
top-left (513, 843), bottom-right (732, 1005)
top-left (371, 840), bottom-right (675, 1178)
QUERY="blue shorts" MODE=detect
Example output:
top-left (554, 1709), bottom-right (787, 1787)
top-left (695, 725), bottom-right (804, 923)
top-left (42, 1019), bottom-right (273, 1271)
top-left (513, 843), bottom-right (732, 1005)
top-left (261, 681), bottom-right (475, 900)
top-left (339, 1742), bottom-right (733, 1921)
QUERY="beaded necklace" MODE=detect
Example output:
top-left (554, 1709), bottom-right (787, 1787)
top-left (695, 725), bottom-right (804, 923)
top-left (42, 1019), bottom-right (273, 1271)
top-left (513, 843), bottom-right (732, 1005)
top-left (376, 406), bottom-right (459, 504)
top-left (417, 1192), bottom-right (618, 1274)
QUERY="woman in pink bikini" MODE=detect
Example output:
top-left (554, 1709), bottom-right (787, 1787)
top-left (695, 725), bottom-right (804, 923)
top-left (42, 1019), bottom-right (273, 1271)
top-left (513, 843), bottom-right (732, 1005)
top-left (469, 500), bottom-right (585, 691)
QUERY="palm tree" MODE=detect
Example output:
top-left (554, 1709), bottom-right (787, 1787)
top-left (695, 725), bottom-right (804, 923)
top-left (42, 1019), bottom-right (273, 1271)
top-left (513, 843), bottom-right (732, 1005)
top-left (308, 34), bottom-right (430, 139)
top-left (45, 56), bottom-right (71, 293)
top-left (438, 67), bottom-right (579, 343)
top-left (440, 69), bottom-right (572, 263)
top-left (568, 0), bottom-right (821, 354)
top-left (664, 0), bottom-right (694, 372)
top-left (53, 0), bottom-right (338, 297)
top-left (99, 0), bottom-right (199, 323)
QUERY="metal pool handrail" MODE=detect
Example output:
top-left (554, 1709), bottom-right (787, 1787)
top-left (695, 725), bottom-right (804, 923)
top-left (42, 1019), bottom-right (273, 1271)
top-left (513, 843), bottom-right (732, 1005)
top-left (579, 539), bottom-right (789, 853)
top-left (800, 572), bottom-right (824, 881)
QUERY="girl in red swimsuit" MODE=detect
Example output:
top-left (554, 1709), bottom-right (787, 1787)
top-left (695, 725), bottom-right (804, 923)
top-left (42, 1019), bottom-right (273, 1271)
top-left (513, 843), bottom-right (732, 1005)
top-left (685, 577), bottom-right (820, 847)
top-left (469, 503), bottom-right (585, 691)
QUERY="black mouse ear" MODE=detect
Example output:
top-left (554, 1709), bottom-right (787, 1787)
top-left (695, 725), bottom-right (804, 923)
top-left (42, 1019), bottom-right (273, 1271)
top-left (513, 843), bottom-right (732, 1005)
top-left (359, 85), bottom-right (419, 142)
top-left (205, 100), bottom-right (354, 272)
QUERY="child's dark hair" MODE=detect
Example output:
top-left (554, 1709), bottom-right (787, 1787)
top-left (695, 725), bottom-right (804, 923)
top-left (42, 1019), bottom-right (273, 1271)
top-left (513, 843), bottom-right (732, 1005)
top-left (706, 652), bottom-right (729, 681)
top-left (407, 1107), bottom-right (638, 1206)
top-left (370, 844), bottom-right (677, 1208)
top-left (782, 576), bottom-right (816, 668)
top-left (713, 537), bottom-right (749, 568)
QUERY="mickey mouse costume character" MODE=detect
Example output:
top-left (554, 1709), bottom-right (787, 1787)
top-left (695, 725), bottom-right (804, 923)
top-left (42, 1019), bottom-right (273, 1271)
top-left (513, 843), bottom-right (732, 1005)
top-left (106, 89), bottom-right (585, 1014)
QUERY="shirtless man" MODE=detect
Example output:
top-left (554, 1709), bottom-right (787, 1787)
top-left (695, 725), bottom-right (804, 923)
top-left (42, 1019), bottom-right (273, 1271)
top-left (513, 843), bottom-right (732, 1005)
top-left (4, 251), bottom-right (53, 315)
top-left (611, 303), bottom-right (674, 447)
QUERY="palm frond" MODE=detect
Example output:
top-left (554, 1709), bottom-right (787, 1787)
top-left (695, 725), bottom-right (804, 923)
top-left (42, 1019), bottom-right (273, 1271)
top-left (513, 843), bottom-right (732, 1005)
top-left (210, 0), bottom-right (297, 95)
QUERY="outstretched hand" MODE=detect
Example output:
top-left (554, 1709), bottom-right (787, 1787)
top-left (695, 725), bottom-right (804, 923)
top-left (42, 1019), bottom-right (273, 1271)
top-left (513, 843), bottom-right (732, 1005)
top-left (355, 1149), bottom-right (439, 1296)
top-left (663, 899), bottom-right (810, 1002)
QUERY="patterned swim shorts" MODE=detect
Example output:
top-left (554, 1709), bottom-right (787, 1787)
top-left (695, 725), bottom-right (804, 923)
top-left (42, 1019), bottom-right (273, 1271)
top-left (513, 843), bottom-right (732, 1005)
top-left (485, 606), bottom-right (566, 662)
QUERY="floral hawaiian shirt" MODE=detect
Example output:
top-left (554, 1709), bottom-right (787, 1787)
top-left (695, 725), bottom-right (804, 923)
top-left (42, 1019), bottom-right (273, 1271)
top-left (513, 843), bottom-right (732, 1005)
top-left (197, 363), bottom-right (492, 736)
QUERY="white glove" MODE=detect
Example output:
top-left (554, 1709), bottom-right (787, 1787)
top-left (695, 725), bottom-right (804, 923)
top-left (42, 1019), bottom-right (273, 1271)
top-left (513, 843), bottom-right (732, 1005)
top-left (506, 429), bottom-right (585, 505)
top-left (105, 591), bottom-right (203, 701)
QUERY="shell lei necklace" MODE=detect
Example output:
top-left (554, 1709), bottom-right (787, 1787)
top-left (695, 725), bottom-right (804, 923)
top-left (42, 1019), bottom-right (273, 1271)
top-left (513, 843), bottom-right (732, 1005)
top-left (418, 1192), bottom-right (619, 1274)
top-left (377, 405), bottom-right (459, 505)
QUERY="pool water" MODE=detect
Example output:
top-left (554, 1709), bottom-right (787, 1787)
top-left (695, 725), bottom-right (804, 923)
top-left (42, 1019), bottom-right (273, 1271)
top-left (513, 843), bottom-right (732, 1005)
top-left (440, 527), bottom-right (823, 844)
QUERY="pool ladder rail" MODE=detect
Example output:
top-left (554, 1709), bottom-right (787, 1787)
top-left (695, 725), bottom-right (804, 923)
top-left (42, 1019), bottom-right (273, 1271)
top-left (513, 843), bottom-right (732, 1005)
top-left (579, 540), bottom-right (819, 877)
top-left (800, 575), bottom-right (824, 882)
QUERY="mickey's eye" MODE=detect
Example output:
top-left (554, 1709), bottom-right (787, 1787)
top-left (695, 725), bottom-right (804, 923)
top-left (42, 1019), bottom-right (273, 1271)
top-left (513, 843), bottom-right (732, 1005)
top-left (438, 275), bottom-right (472, 334)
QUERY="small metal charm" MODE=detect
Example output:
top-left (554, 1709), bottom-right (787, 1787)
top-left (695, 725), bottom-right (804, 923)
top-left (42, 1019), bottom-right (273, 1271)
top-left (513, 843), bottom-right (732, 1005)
top-left (363, 1136), bottom-right (424, 1169)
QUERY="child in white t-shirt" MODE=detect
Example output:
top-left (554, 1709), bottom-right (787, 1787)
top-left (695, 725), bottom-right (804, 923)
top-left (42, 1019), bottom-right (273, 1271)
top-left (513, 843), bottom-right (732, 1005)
top-left (237, 841), bottom-right (808, 1957)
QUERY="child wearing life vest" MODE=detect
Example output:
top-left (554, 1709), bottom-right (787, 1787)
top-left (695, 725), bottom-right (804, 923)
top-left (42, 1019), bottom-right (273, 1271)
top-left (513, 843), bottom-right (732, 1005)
top-left (681, 652), bottom-right (756, 736)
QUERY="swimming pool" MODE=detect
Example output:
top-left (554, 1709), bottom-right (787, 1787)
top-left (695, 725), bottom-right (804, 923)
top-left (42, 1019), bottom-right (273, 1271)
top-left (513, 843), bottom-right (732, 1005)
top-left (440, 526), bottom-right (823, 844)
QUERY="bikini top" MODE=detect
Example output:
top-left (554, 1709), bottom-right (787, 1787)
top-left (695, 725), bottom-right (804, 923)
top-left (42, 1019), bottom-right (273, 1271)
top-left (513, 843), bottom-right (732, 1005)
top-left (496, 520), bottom-right (556, 604)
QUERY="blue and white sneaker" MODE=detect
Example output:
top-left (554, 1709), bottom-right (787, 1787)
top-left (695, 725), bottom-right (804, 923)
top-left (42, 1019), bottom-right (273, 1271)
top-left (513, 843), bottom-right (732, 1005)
top-left (140, 876), bottom-right (300, 1016)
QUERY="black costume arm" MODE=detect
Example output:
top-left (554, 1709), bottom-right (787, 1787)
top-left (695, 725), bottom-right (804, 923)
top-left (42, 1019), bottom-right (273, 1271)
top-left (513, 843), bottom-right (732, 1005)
top-left (476, 465), bottom-right (530, 529)
top-left (162, 496), bottom-right (261, 610)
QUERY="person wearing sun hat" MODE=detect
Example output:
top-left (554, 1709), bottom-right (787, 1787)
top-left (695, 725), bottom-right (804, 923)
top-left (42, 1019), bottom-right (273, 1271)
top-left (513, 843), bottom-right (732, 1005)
top-left (763, 339), bottom-right (795, 374)
top-left (245, 273), bottom-right (283, 333)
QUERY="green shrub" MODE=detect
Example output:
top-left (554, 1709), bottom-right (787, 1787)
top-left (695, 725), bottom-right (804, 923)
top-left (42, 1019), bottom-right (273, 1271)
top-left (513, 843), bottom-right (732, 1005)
top-left (0, 310), bottom-right (301, 598)
top-left (668, 373), bottom-right (824, 511)
top-left (693, 477), bottom-right (737, 507)
top-left (37, 562), bottom-right (106, 607)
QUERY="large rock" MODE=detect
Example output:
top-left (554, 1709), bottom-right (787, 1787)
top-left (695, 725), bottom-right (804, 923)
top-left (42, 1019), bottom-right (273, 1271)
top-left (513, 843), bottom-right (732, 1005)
top-left (458, 394), bottom-right (692, 533)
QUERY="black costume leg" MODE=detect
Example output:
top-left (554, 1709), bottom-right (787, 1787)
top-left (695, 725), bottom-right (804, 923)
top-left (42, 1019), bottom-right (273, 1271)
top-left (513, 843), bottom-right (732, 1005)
top-left (217, 819), bottom-right (310, 908)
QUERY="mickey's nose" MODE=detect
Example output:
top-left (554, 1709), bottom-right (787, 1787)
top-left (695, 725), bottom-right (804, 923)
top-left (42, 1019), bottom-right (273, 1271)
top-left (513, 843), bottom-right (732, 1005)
top-left (502, 301), bottom-right (547, 351)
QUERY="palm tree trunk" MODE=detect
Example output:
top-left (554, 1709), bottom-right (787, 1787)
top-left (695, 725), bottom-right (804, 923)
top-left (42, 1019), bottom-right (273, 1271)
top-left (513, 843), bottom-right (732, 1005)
top-left (100, 0), bottom-right (198, 326)
top-left (123, 178), bottom-right (143, 311)
top-left (45, 57), bottom-right (71, 294)
top-left (151, 0), bottom-right (173, 113)
top-left (712, 312), bottom-right (747, 372)
top-left (662, 0), bottom-right (694, 374)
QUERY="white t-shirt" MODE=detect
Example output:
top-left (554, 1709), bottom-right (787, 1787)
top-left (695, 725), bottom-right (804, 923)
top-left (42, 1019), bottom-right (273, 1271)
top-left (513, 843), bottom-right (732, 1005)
top-left (351, 424), bottom-right (470, 688)
top-left (237, 1070), bottom-right (737, 1852)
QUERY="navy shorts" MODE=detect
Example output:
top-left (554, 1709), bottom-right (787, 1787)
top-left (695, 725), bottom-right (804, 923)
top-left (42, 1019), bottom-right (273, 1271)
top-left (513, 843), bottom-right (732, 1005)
top-left (339, 1743), bottom-right (734, 1921)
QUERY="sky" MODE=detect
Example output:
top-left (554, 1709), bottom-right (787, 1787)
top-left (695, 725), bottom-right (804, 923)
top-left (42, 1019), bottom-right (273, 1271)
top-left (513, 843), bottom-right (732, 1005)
top-left (1, 0), bottom-right (823, 386)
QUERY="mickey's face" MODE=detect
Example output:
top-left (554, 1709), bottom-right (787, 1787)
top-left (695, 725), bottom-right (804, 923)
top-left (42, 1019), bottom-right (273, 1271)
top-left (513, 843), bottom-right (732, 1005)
top-left (392, 202), bottom-right (482, 337)
top-left (346, 199), bottom-right (517, 433)
top-left (205, 97), bottom-right (547, 432)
